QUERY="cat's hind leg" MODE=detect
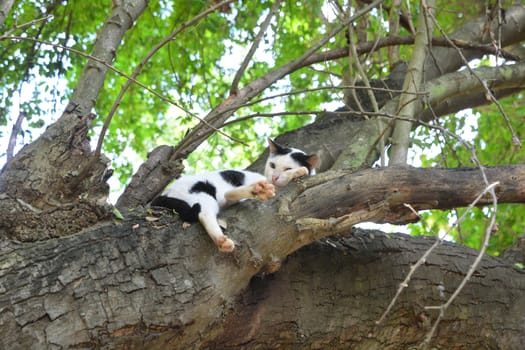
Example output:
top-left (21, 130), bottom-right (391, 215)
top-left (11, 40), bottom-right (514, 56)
top-left (198, 208), bottom-right (235, 253)
top-left (224, 181), bottom-right (275, 202)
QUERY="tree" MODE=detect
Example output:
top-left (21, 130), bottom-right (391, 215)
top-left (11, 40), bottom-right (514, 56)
top-left (1, 0), bottom-right (525, 349)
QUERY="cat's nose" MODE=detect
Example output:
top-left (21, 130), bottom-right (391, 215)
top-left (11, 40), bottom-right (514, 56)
top-left (272, 175), bottom-right (279, 184)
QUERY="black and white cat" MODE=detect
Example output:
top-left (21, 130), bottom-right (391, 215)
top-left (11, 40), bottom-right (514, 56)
top-left (151, 138), bottom-right (319, 253)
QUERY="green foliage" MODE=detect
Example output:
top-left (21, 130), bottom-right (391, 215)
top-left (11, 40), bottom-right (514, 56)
top-left (1, 1), bottom-right (109, 137)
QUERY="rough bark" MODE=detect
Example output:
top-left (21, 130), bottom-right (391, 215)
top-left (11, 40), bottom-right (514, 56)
top-left (204, 232), bottom-right (525, 350)
top-left (67, 0), bottom-right (148, 116)
top-left (423, 3), bottom-right (525, 81)
top-left (0, 0), bottom-right (148, 240)
top-left (1, 165), bottom-right (525, 349)
top-left (2, 3), bottom-right (525, 349)
top-left (0, 113), bottom-right (113, 240)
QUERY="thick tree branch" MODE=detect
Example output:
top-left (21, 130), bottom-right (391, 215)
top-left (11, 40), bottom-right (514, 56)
top-left (203, 231), bottom-right (525, 350)
top-left (117, 4), bottom-right (525, 209)
top-left (67, 0), bottom-right (148, 116)
top-left (2, 165), bottom-right (525, 348)
top-left (421, 87), bottom-right (522, 122)
top-left (0, 0), bottom-right (148, 239)
top-left (424, 3), bottom-right (525, 80)
top-left (285, 166), bottom-right (524, 243)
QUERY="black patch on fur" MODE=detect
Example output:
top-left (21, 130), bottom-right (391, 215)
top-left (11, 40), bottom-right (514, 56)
top-left (220, 170), bottom-right (246, 187)
top-left (190, 181), bottom-right (216, 199)
top-left (291, 152), bottom-right (313, 173)
top-left (150, 196), bottom-right (201, 222)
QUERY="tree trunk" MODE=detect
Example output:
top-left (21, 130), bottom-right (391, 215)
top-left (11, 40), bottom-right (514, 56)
top-left (205, 231), bottom-right (525, 350)
top-left (1, 166), bottom-right (525, 349)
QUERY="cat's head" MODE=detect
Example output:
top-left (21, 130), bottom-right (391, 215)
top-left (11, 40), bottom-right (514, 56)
top-left (264, 138), bottom-right (319, 187)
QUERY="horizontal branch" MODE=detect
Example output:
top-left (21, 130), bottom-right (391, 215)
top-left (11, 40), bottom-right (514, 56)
top-left (289, 165), bottom-right (525, 224)
top-left (2, 164), bottom-right (525, 348)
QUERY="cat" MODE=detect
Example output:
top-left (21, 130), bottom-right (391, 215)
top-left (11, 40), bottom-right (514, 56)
top-left (150, 138), bottom-right (319, 253)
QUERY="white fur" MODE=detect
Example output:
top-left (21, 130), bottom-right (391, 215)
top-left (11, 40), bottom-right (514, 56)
top-left (264, 147), bottom-right (315, 188)
top-left (156, 140), bottom-right (318, 253)
top-left (162, 170), bottom-right (266, 211)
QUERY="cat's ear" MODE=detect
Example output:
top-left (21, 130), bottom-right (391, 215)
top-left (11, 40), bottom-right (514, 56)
top-left (267, 138), bottom-right (283, 154)
top-left (305, 154), bottom-right (320, 170)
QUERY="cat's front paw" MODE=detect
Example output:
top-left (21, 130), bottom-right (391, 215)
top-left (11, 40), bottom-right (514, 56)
top-left (217, 236), bottom-right (235, 253)
top-left (293, 166), bottom-right (309, 179)
top-left (274, 167), bottom-right (308, 187)
top-left (251, 181), bottom-right (275, 201)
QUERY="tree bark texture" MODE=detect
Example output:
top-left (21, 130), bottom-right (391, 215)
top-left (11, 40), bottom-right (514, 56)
top-left (1, 166), bottom-right (525, 349)
top-left (0, 113), bottom-right (113, 240)
top-left (204, 232), bottom-right (525, 350)
top-left (0, 0), bottom-right (149, 240)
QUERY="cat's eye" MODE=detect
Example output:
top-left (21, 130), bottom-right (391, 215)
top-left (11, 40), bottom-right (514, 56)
top-left (285, 167), bottom-right (292, 171)
top-left (269, 162), bottom-right (276, 169)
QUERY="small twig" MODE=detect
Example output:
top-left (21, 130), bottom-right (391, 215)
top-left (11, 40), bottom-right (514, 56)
top-left (223, 84), bottom-right (421, 116)
top-left (6, 111), bottom-right (25, 163)
top-left (230, 0), bottom-right (282, 95)
top-left (1, 14), bottom-right (53, 37)
top-left (222, 110), bottom-right (317, 127)
top-left (370, 97), bottom-right (499, 347)
top-left (346, 7), bottom-right (385, 165)
top-left (415, 100), bottom-right (498, 349)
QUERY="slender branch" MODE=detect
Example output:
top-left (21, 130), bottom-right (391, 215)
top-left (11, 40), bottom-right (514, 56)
top-left (0, 14), bottom-right (52, 36)
top-left (389, 0), bottom-right (435, 165)
top-left (230, 0), bottom-right (282, 95)
top-left (422, 184), bottom-right (498, 348)
top-left (417, 98), bottom-right (498, 348)
top-left (94, 0), bottom-right (238, 156)
top-left (346, 7), bottom-right (384, 164)
top-left (2, 35), bottom-right (242, 147)
top-left (221, 84), bottom-right (424, 126)
top-left (373, 86), bottom-right (500, 346)
top-left (225, 59), bottom-right (525, 128)
top-left (5, 111), bottom-right (25, 163)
